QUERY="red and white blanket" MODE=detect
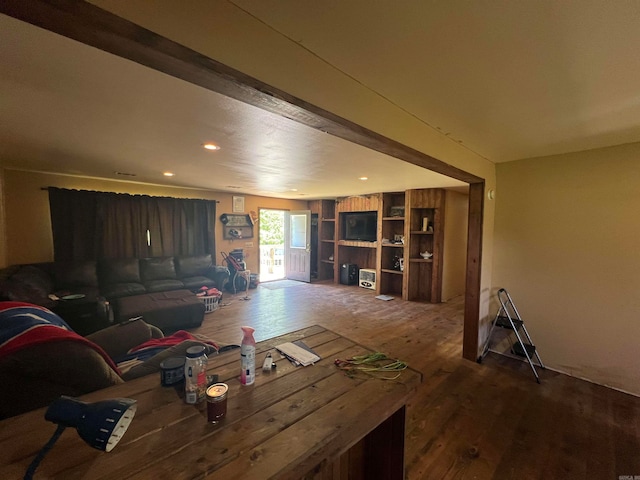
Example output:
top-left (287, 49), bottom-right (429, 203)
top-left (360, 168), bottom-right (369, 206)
top-left (0, 301), bottom-right (120, 373)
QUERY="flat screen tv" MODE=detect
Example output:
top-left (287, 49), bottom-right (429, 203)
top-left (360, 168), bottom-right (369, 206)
top-left (342, 211), bottom-right (377, 242)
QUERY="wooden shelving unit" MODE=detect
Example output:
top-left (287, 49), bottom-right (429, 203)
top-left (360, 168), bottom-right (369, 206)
top-left (309, 188), bottom-right (444, 303)
top-left (379, 192), bottom-right (406, 297)
top-left (309, 199), bottom-right (337, 281)
top-left (404, 189), bottom-right (445, 302)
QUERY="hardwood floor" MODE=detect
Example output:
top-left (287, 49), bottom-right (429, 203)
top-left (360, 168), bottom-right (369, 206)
top-left (194, 280), bottom-right (640, 479)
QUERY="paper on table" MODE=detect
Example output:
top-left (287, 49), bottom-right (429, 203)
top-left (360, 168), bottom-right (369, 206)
top-left (276, 341), bottom-right (321, 366)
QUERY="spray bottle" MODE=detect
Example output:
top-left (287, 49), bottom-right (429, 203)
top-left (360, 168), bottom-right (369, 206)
top-left (240, 326), bottom-right (256, 385)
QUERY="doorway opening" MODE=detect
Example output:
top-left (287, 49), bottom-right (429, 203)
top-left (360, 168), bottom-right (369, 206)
top-left (259, 209), bottom-right (285, 282)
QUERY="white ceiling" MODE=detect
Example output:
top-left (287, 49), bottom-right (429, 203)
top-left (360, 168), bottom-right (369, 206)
top-left (232, 0), bottom-right (640, 162)
top-left (3, 1), bottom-right (640, 198)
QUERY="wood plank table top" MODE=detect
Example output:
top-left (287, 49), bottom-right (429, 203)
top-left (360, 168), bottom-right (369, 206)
top-left (0, 325), bottom-right (422, 479)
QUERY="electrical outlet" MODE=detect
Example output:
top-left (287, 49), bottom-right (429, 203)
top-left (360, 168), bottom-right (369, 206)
top-left (245, 241), bottom-right (253, 247)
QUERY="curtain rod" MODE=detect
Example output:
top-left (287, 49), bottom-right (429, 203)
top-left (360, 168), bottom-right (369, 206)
top-left (40, 187), bottom-right (220, 203)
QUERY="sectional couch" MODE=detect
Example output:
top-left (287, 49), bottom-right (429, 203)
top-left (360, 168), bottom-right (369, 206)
top-left (0, 254), bottom-right (229, 334)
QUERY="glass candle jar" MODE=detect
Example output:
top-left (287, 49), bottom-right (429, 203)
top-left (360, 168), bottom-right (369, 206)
top-left (206, 383), bottom-right (228, 423)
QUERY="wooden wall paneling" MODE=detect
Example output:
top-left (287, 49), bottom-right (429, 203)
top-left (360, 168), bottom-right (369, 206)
top-left (321, 200), bottom-right (336, 220)
top-left (338, 244), bottom-right (376, 271)
top-left (408, 188), bottom-right (443, 208)
top-left (336, 194), bottom-right (381, 213)
top-left (308, 200), bottom-right (321, 214)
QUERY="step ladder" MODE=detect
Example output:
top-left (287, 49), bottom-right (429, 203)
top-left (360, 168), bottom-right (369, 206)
top-left (479, 288), bottom-right (545, 383)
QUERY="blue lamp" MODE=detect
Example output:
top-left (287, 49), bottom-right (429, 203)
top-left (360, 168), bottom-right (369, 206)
top-left (25, 396), bottom-right (137, 479)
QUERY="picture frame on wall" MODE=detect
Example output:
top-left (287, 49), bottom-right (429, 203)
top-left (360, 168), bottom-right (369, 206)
top-left (232, 196), bottom-right (245, 213)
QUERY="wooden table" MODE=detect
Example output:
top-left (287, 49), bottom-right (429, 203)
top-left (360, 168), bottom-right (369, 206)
top-left (0, 325), bottom-right (422, 479)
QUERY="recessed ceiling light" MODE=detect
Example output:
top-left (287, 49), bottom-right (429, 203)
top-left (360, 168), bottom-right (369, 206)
top-left (203, 143), bottom-right (221, 151)
top-left (359, 176), bottom-right (368, 181)
top-left (163, 172), bottom-right (175, 177)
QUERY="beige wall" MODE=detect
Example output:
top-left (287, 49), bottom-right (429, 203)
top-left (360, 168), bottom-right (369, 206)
top-left (1, 169), bottom-right (307, 272)
top-left (442, 190), bottom-right (469, 302)
top-left (493, 142), bottom-right (640, 395)
top-left (90, 0), bottom-right (498, 348)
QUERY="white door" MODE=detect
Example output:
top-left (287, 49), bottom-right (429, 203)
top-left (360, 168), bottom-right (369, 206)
top-left (285, 210), bottom-right (311, 282)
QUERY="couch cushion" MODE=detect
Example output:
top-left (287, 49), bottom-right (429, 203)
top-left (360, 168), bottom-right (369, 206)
top-left (175, 254), bottom-right (213, 278)
top-left (0, 266), bottom-right (56, 308)
top-left (141, 257), bottom-right (177, 282)
top-left (0, 265), bottom-right (19, 283)
top-left (180, 275), bottom-right (216, 290)
top-left (101, 282), bottom-right (147, 299)
top-left (54, 260), bottom-right (98, 289)
top-left (99, 258), bottom-right (141, 285)
top-left (0, 279), bottom-right (56, 309)
top-left (144, 279), bottom-right (184, 293)
top-left (12, 265), bottom-right (54, 295)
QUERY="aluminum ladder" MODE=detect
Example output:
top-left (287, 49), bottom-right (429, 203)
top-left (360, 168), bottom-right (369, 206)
top-left (479, 288), bottom-right (545, 383)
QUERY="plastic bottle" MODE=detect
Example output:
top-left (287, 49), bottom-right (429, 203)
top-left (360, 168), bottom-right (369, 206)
top-left (184, 345), bottom-right (208, 404)
top-left (240, 326), bottom-right (256, 385)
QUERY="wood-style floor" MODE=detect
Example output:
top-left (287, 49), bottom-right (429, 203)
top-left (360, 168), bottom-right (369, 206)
top-left (194, 279), bottom-right (640, 479)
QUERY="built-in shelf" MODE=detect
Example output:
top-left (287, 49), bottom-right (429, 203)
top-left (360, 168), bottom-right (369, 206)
top-left (311, 199), bottom-right (338, 282)
top-left (381, 268), bottom-right (403, 275)
top-left (312, 189), bottom-right (442, 303)
top-left (338, 240), bottom-right (377, 248)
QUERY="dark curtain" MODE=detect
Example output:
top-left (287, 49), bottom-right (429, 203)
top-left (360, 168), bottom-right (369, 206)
top-left (145, 197), bottom-right (216, 258)
top-left (48, 189), bottom-right (216, 260)
top-left (48, 188), bottom-right (98, 261)
top-left (97, 191), bottom-right (150, 259)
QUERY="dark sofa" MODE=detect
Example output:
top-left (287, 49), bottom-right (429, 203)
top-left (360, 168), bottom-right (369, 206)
top-left (0, 254), bottom-right (229, 334)
top-left (99, 255), bottom-right (229, 299)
